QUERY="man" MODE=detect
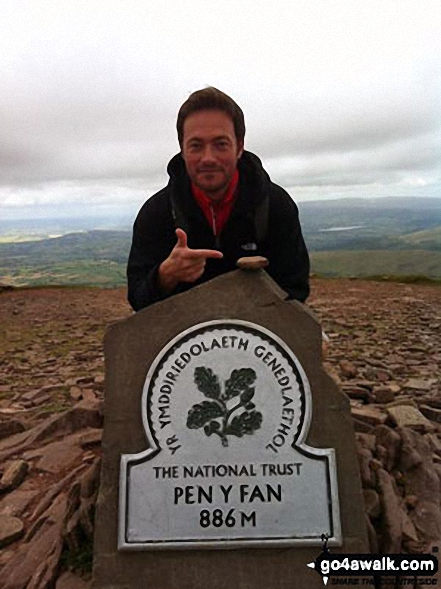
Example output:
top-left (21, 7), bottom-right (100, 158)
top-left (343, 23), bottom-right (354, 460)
top-left (127, 87), bottom-right (310, 312)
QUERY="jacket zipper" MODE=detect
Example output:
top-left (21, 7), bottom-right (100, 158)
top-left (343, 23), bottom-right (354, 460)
top-left (210, 204), bottom-right (221, 249)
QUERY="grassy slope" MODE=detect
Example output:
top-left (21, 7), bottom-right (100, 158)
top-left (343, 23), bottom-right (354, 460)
top-left (310, 249), bottom-right (441, 278)
top-left (1, 260), bottom-right (126, 287)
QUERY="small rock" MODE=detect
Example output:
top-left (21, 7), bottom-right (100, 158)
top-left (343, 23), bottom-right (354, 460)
top-left (385, 354), bottom-right (404, 364)
top-left (0, 419), bottom-right (25, 441)
top-left (28, 394), bottom-right (51, 407)
top-left (56, 571), bottom-right (89, 589)
top-left (0, 460), bottom-right (28, 492)
top-left (404, 495), bottom-right (419, 510)
top-left (388, 383), bottom-right (402, 395)
top-left (352, 417), bottom-right (374, 433)
top-left (356, 447), bottom-right (375, 488)
top-left (423, 397), bottom-right (441, 410)
top-left (420, 405), bottom-right (441, 424)
top-left (39, 383), bottom-right (63, 393)
top-left (365, 513), bottom-right (379, 553)
top-left (79, 428), bottom-right (102, 449)
top-left (372, 425), bottom-right (401, 471)
top-left (352, 380), bottom-right (375, 391)
top-left (376, 468), bottom-right (404, 553)
top-left (75, 376), bottom-right (95, 385)
top-left (363, 489), bottom-right (380, 519)
top-left (21, 389), bottom-right (50, 403)
top-left (0, 515), bottom-right (24, 548)
top-left (341, 384), bottom-right (372, 402)
top-left (401, 512), bottom-right (420, 543)
top-left (81, 389), bottom-right (97, 404)
top-left (386, 397), bottom-right (417, 409)
top-left (399, 429), bottom-right (424, 471)
top-left (236, 256), bottom-right (269, 270)
top-left (425, 433), bottom-right (441, 455)
top-left (25, 437), bottom-right (83, 474)
top-left (376, 444), bottom-right (388, 468)
top-left (80, 457), bottom-right (101, 498)
top-left (339, 360), bottom-right (357, 378)
top-left (374, 387), bottom-right (396, 404)
top-left (69, 386), bottom-right (82, 402)
top-left (0, 489), bottom-right (39, 517)
top-left (404, 378), bottom-right (435, 392)
top-left (355, 433), bottom-right (376, 452)
top-left (351, 406), bottom-right (387, 427)
top-left (376, 369), bottom-right (391, 382)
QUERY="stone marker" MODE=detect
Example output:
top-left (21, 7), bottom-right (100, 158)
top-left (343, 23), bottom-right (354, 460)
top-left (93, 269), bottom-right (367, 589)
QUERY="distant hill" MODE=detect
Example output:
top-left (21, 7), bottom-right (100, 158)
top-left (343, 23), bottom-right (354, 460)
top-left (1, 197), bottom-right (441, 286)
top-left (299, 197), bottom-right (441, 251)
top-left (397, 226), bottom-right (441, 249)
top-left (0, 231), bottom-right (130, 287)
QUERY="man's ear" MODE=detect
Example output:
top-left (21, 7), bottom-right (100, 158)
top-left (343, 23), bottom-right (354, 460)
top-left (237, 141), bottom-right (244, 159)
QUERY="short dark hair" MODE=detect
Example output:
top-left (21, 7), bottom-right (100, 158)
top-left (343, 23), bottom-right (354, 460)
top-left (177, 87), bottom-right (245, 146)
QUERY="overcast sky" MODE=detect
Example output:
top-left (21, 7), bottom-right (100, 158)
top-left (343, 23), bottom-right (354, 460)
top-left (1, 0), bottom-right (440, 221)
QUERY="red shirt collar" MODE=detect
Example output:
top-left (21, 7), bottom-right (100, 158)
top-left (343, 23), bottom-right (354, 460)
top-left (191, 170), bottom-right (239, 235)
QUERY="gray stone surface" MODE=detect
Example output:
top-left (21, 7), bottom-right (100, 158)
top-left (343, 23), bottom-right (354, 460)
top-left (93, 270), bottom-right (368, 589)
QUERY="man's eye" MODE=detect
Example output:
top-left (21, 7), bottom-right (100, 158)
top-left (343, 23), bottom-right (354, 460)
top-left (216, 141), bottom-right (229, 149)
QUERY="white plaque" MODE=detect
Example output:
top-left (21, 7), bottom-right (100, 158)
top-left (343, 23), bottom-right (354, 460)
top-left (119, 320), bottom-right (341, 550)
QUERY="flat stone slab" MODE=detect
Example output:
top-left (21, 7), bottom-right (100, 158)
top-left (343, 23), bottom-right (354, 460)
top-left (0, 489), bottom-right (39, 517)
top-left (0, 515), bottom-right (24, 548)
top-left (24, 436), bottom-right (83, 474)
top-left (404, 379), bottom-right (436, 392)
top-left (351, 406), bottom-right (387, 426)
top-left (387, 405), bottom-right (434, 431)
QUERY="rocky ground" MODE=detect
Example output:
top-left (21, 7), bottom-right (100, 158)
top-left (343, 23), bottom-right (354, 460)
top-left (0, 278), bottom-right (440, 588)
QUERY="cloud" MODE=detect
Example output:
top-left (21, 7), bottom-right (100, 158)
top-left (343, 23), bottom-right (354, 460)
top-left (0, 0), bottom-right (440, 218)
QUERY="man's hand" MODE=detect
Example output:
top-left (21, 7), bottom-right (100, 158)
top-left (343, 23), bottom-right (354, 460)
top-left (158, 228), bottom-right (223, 294)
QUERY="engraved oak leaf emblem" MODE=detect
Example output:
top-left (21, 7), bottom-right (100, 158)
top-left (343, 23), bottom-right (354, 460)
top-left (186, 367), bottom-right (262, 447)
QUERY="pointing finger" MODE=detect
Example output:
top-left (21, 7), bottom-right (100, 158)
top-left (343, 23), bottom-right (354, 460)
top-left (186, 248), bottom-right (223, 260)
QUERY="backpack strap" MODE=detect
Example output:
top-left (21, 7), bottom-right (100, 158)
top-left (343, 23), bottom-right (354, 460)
top-left (254, 187), bottom-right (270, 244)
top-left (170, 192), bottom-right (191, 235)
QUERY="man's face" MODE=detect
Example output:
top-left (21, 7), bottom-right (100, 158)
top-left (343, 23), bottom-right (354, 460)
top-left (181, 109), bottom-right (244, 201)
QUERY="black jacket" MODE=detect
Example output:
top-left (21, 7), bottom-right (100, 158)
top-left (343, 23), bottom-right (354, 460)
top-left (127, 151), bottom-right (310, 311)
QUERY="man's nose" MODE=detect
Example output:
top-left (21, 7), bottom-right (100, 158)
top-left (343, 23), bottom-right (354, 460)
top-left (200, 145), bottom-right (216, 163)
